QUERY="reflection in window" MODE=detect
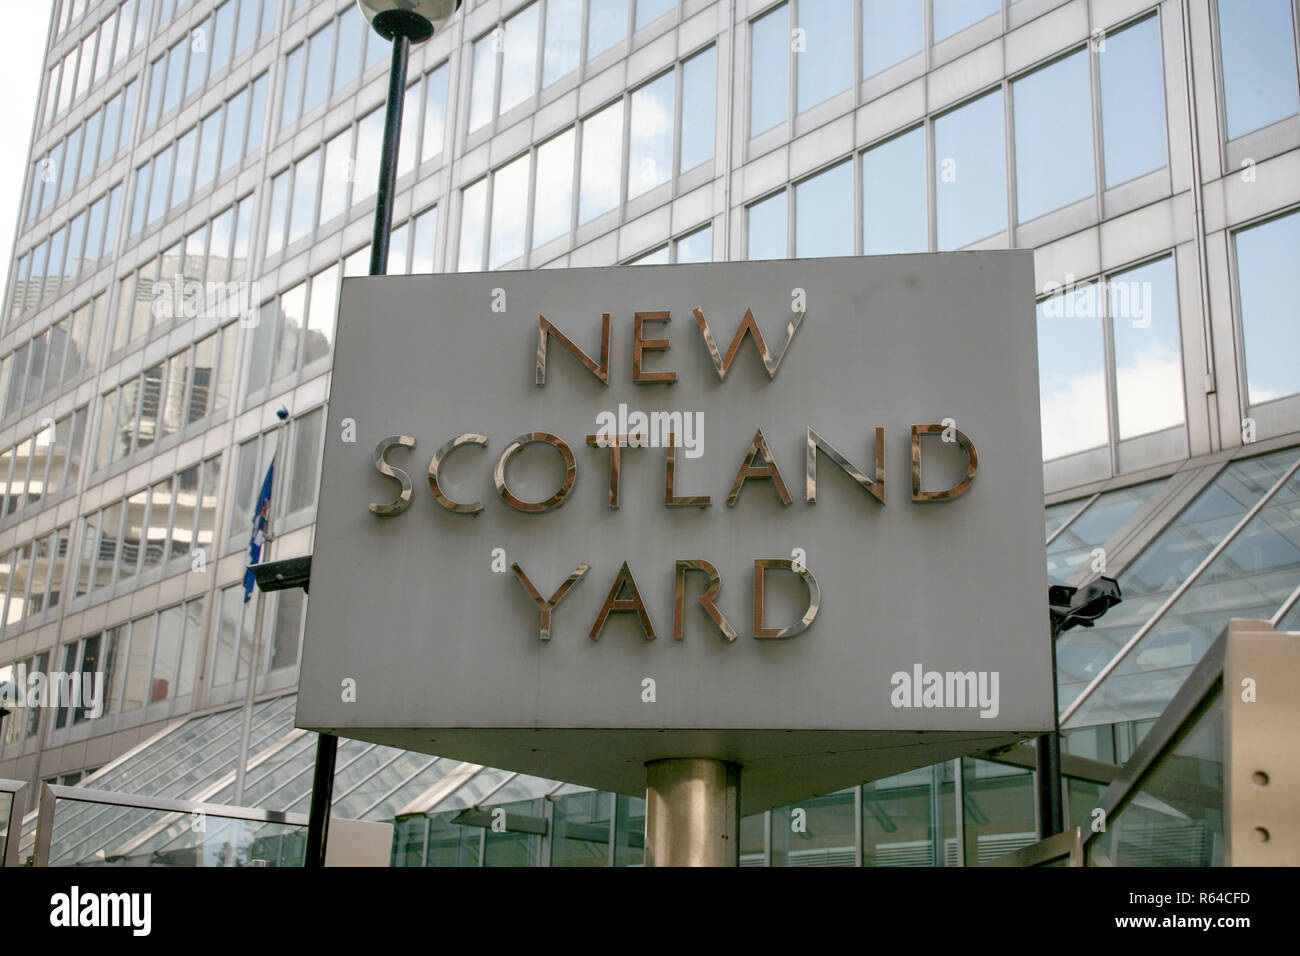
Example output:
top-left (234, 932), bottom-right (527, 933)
top-left (863, 127), bottom-right (927, 254)
top-left (1036, 284), bottom-right (1106, 460)
top-left (680, 47), bottom-right (716, 172)
top-left (933, 0), bottom-right (999, 43)
top-left (748, 193), bottom-right (787, 260)
top-left (628, 73), bottom-right (674, 199)
top-left (797, 0), bottom-right (854, 112)
top-left (1014, 50), bottom-right (1093, 223)
top-left (533, 129), bottom-right (575, 248)
top-left (458, 179), bottom-right (488, 271)
top-left (543, 0), bottom-right (582, 86)
top-left (1099, 15), bottom-right (1167, 188)
top-left (500, 3), bottom-right (540, 114)
top-left (795, 162), bottom-right (853, 258)
top-left (489, 155), bottom-right (530, 268)
top-left (579, 101), bottom-right (623, 223)
top-left (587, 0), bottom-right (628, 60)
top-left (751, 3), bottom-right (789, 135)
top-left (1217, 0), bottom-right (1300, 140)
top-left (935, 90), bottom-right (1006, 249)
top-left (772, 788), bottom-right (856, 866)
top-left (676, 225), bottom-right (712, 263)
top-left (1111, 257), bottom-right (1183, 440)
top-left (1235, 211), bottom-right (1300, 406)
top-left (863, 0), bottom-right (923, 76)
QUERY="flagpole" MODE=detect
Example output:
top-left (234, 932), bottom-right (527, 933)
top-left (232, 410), bottom-right (290, 814)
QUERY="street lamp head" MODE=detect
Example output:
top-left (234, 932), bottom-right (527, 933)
top-left (357, 0), bottom-right (461, 43)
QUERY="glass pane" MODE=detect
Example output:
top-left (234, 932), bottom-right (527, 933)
top-left (489, 155), bottom-right (530, 268)
top-left (533, 128), bottom-right (574, 248)
top-left (1099, 15), bottom-right (1168, 187)
top-left (1036, 285), bottom-right (1107, 460)
top-left (628, 72), bottom-right (674, 199)
top-left (748, 192), bottom-right (787, 260)
top-left (680, 47), bottom-right (716, 172)
top-left (302, 27), bottom-right (331, 116)
top-left (795, 161), bottom-right (853, 258)
top-left (320, 129), bottom-right (351, 225)
top-left (637, 0), bottom-right (675, 31)
top-left (120, 617), bottom-right (154, 712)
top-left (1047, 480), bottom-right (1163, 582)
top-left (862, 127), bottom-right (926, 255)
top-left (288, 151), bottom-right (320, 246)
top-left (796, 0), bottom-right (853, 112)
top-left (1013, 50), bottom-right (1093, 223)
top-left (543, 0), bottom-right (581, 86)
top-left (579, 101), bottom-right (623, 223)
top-left (675, 225), bottom-right (711, 263)
top-left (1089, 690), bottom-right (1224, 865)
top-left (499, 3), bottom-right (539, 114)
top-left (613, 794), bottom-right (644, 866)
top-left (288, 408), bottom-right (323, 513)
top-left (771, 788), bottom-right (856, 866)
top-left (468, 33), bottom-right (495, 132)
top-left (353, 108), bottom-right (384, 204)
top-left (1058, 448), bottom-right (1300, 719)
top-left (551, 791), bottom-right (611, 866)
top-left (1111, 256), bottom-right (1184, 440)
top-left (152, 606), bottom-right (184, 701)
top-left (305, 265), bottom-right (339, 365)
top-left (272, 282), bottom-right (306, 382)
top-left (1236, 211), bottom-right (1300, 405)
top-left (933, 0), bottom-right (999, 42)
top-left (863, 767), bottom-right (937, 865)
top-left (143, 478), bottom-right (172, 571)
top-left (587, 0), bottom-right (628, 60)
top-left (412, 208), bottom-right (437, 273)
top-left (751, 4), bottom-right (789, 135)
top-left (1217, 0), bottom-right (1300, 140)
top-left (421, 64), bottom-right (449, 161)
top-left (863, 0), bottom-right (923, 76)
top-left (935, 90), bottom-right (1006, 249)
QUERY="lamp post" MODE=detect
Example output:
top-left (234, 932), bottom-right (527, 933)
top-left (1037, 577), bottom-right (1122, 839)
top-left (301, 0), bottom-right (461, 871)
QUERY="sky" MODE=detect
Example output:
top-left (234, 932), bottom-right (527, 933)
top-left (0, 0), bottom-right (56, 302)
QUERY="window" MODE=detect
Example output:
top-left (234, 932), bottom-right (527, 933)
top-left (795, 162), bottom-right (854, 258)
top-left (1235, 210), bottom-right (1300, 406)
top-left (934, 89), bottom-right (1006, 249)
top-left (543, 0), bottom-right (582, 86)
top-left (533, 130), bottom-right (576, 249)
top-left (489, 154), bottom-right (530, 268)
top-left (797, 0), bottom-right (854, 113)
top-left (747, 192), bottom-right (787, 260)
top-left (247, 254), bottom-right (354, 395)
top-left (628, 73), bottom-right (674, 198)
top-left (1036, 254), bottom-right (1184, 462)
top-left (1098, 14), bottom-right (1168, 188)
top-left (932, 0), bottom-right (999, 43)
top-left (862, 127), bottom-right (927, 254)
top-left (579, 101), bottom-right (624, 223)
top-left (1217, 0), bottom-right (1300, 140)
top-left (1013, 50), bottom-right (1093, 223)
top-left (863, 0), bottom-right (923, 77)
top-left (750, 4), bottom-right (790, 135)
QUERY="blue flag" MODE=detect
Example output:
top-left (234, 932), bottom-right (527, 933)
top-left (243, 456), bottom-right (275, 603)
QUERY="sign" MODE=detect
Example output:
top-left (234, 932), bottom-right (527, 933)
top-left (297, 253), bottom-right (1051, 811)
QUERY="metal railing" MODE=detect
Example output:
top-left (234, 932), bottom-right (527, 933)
top-left (0, 778), bottom-right (28, 866)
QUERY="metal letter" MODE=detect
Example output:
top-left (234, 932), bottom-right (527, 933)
top-left (726, 428), bottom-right (792, 507)
top-left (911, 424), bottom-right (979, 501)
top-left (693, 307), bottom-right (804, 380)
top-left (674, 560), bottom-right (737, 641)
top-left (369, 436), bottom-right (416, 516)
top-left (589, 561), bottom-right (656, 641)
top-left (806, 427), bottom-right (885, 504)
top-left (536, 313), bottom-right (610, 385)
top-left (494, 433), bottom-right (578, 513)
top-left (633, 311), bottom-right (677, 384)
top-left (428, 434), bottom-right (487, 514)
top-left (753, 558), bottom-right (820, 639)
top-left (665, 433), bottom-right (711, 508)
top-left (511, 562), bottom-right (590, 640)
top-left (585, 433), bottom-right (645, 509)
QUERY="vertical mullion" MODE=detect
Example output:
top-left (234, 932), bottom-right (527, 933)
top-left (1003, 76), bottom-right (1016, 246)
top-left (1102, 267), bottom-right (1120, 475)
top-left (1089, 14), bottom-right (1106, 221)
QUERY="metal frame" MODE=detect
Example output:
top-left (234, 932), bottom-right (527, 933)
top-left (0, 778), bottom-right (28, 867)
top-left (1062, 449), bottom-right (1300, 725)
top-left (984, 825), bottom-right (1083, 867)
top-left (32, 781), bottom-right (308, 866)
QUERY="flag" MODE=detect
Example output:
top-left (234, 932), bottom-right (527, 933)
top-left (243, 456), bottom-right (275, 603)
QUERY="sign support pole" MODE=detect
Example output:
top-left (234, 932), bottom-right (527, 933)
top-left (644, 759), bottom-right (741, 866)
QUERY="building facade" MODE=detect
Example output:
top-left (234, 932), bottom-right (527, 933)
top-left (1, 0), bottom-right (1298, 866)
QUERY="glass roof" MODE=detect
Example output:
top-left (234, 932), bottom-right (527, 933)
top-left (1060, 447), bottom-right (1300, 724)
top-left (1046, 479), bottom-right (1163, 583)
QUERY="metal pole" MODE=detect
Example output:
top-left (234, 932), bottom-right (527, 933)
top-left (232, 415), bottom-right (289, 807)
top-left (304, 27), bottom-right (410, 868)
top-left (644, 758), bottom-right (740, 867)
top-left (1036, 619), bottom-right (1065, 838)
top-left (368, 33), bottom-right (409, 278)
top-left (304, 732), bottom-right (338, 868)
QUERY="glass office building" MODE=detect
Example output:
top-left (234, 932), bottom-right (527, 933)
top-left (1, 0), bottom-right (1298, 866)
